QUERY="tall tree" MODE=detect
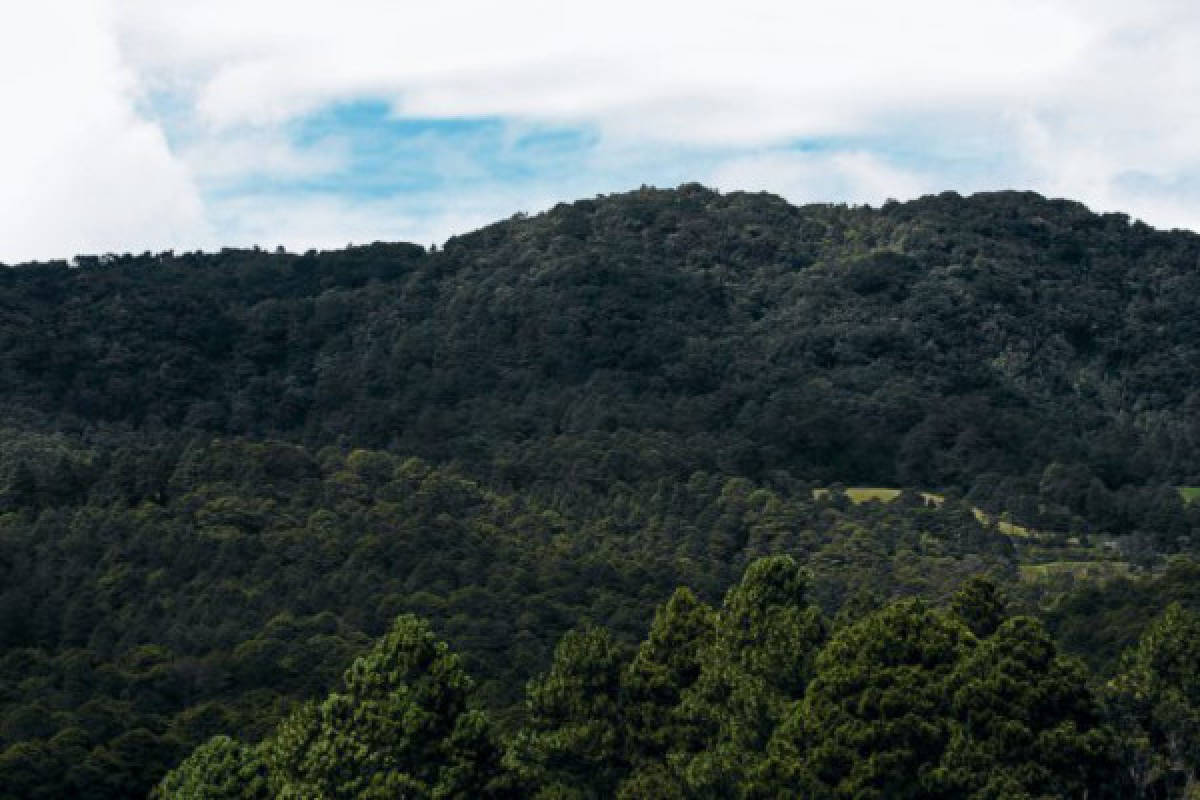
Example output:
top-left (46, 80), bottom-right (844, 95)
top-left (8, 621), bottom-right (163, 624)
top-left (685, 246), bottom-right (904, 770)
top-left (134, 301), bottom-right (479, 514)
top-left (1109, 603), bottom-right (1200, 798)
top-left (505, 626), bottom-right (628, 799)
top-left (771, 599), bottom-right (970, 799)
top-left (674, 555), bottom-right (826, 797)
top-left (153, 735), bottom-right (268, 800)
top-left (260, 614), bottom-right (504, 799)
top-left (940, 616), bottom-right (1118, 798)
top-left (619, 586), bottom-right (715, 796)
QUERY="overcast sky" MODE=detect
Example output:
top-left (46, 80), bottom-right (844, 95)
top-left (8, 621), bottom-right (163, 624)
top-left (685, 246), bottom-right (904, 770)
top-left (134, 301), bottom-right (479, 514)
top-left (1, 0), bottom-right (1198, 262)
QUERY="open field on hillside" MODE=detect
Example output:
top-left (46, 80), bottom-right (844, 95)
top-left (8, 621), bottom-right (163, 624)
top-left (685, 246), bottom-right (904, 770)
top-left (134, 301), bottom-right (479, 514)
top-left (1181, 487), bottom-right (1200, 504)
top-left (1018, 561), bottom-right (1133, 583)
top-left (813, 487), bottom-right (1036, 538)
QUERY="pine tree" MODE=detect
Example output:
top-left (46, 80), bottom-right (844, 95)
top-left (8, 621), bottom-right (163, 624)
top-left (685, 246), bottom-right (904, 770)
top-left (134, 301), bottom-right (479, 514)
top-left (940, 616), bottom-right (1118, 798)
top-left (674, 555), bottom-right (826, 797)
top-left (772, 599), bottom-right (969, 799)
top-left (505, 626), bottom-right (627, 799)
top-left (1109, 603), bottom-right (1200, 797)
top-left (619, 587), bottom-right (715, 795)
top-left (154, 735), bottom-right (268, 800)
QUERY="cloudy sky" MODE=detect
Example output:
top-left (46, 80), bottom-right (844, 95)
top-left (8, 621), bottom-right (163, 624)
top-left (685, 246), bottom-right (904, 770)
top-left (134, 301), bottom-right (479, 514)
top-left (2, 0), bottom-right (1198, 263)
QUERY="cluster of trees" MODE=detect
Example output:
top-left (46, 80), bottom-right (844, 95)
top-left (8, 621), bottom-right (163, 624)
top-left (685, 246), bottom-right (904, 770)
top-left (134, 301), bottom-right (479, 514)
top-left (1, 186), bottom-right (1199, 506)
top-left (2, 185), bottom-right (1200, 796)
top-left (161, 558), bottom-right (1200, 798)
top-left (0, 435), bottom-right (1030, 798)
top-left (967, 461), bottom-right (1196, 551)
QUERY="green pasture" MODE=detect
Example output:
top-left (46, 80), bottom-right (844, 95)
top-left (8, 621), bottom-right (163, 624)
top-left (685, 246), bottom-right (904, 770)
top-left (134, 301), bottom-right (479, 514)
top-left (1018, 561), bottom-right (1132, 584)
top-left (814, 487), bottom-right (1036, 538)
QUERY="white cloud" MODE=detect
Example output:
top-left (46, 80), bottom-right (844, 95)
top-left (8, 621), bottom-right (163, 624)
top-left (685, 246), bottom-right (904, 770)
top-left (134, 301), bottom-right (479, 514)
top-left (113, 0), bottom-right (1098, 143)
top-left (178, 128), bottom-right (349, 186)
top-left (1, 0), bottom-right (1198, 261)
top-left (707, 150), bottom-right (936, 208)
top-left (0, 0), bottom-right (208, 263)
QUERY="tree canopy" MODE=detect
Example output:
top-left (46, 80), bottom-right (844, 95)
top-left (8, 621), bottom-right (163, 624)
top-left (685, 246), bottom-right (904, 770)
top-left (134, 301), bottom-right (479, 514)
top-left (2, 185), bottom-right (1200, 797)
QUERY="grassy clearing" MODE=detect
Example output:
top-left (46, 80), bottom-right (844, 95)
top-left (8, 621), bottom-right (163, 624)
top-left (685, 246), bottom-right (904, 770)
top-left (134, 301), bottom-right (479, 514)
top-left (1018, 561), bottom-right (1132, 583)
top-left (814, 487), bottom-right (1035, 538)
top-left (971, 509), bottom-right (1035, 538)
top-left (1180, 487), bottom-right (1200, 504)
top-left (815, 486), bottom-right (1132, 586)
top-left (846, 487), bottom-right (901, 503)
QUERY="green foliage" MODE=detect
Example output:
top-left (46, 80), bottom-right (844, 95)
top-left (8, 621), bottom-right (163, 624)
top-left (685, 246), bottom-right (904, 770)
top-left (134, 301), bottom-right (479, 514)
top-left (950, 576), bottom-right (1007, 638)
top-left (766, 596), bottom-right (1120, 799)
top-left (621, 587), bottom-right (715, 767)
top-left (1045, 558), bottom-right (1200, 674)
top-left (262, 615), bottom-right (502, 799)
top-left (1109, 603), bottom-right (1200, 797)
top-left (505, 626), bottom-right (627, 798)
top-left (773, 599), bottom-right (969, 798)
top-left (3, 188), bottom-right (1200, 500)
top-left (3, 187), bottom-right (1200, 797)
top-left (155, 735), bottom-right (268, 799)
top-left (0, 430), bottom-right (1028, 797)
top-left (153, 562), bottom-right (1192, 800)
top-left (673, 555), bottom-right (826, 797)
top-left (160, 616), bottom-right (504, 800)
top-left (941, 617), bottom-right (1117, 798)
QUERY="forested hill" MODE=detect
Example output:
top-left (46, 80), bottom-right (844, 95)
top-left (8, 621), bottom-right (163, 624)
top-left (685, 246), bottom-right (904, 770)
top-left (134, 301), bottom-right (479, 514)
top-left (3, 184), bottom-right (1200, 494)
top-left (4, 185), bottom-right (1200, 798)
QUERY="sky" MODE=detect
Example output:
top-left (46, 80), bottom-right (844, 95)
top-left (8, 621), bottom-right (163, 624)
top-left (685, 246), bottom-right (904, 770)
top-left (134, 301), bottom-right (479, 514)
top-left (1, 0), bottom-right (1198, 263)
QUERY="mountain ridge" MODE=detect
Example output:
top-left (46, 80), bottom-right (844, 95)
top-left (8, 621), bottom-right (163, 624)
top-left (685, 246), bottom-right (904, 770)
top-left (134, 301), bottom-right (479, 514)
top-left (2, 184), bottom-right (1198, 492)
top-left (3, 184), bottom-right (1200, 798)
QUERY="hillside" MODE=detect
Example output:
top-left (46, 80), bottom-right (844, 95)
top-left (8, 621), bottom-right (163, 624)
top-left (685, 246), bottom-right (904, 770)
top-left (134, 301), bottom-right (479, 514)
top-left (4, 186), bottom-right (1200, 487)
top-left (3, 185), bottom-right (1200, 797)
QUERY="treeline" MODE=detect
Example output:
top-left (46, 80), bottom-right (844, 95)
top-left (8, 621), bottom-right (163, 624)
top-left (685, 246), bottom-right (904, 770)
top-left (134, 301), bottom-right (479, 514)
top-left (0, 434), bottom-right (1024, 799)
top-left (3, 185), bottom-right (1200, 797)
top-left (0, 432), bottom-right (1195, 797)
top-left (159, 557), bottom-right (1200, 799)
top-left (2, 186), bottom-right (1199, 509)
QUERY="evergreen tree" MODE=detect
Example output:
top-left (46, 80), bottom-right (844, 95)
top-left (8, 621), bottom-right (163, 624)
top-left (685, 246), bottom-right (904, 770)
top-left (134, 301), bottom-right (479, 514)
top-left (260, 614), bottom-right (504, 799)
top-left (949, 576), bottom-right (1007, 638)
top-left (674, 555), bottom-right (826, 797)
top-left (1109, 603), bottom-right (1200, 797)
top-left (505, 626), bottom-right (627, 799)
top-left (940, 616), bottom-right (1118, 798)
top-left (155, 735), bottom-right (269, 800)
top-left (772, 599), bottom-right (970, 799)
top-left (619, 587), bottom-right (715, 795)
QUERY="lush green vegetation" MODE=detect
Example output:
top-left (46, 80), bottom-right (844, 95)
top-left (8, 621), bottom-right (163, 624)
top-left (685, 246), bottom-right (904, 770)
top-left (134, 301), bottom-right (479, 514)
top-left (0, 436), bottom-right (1028, 797)
top-left (159, 560), bottom-right (1200, 799)
top-left (2, 184), bottom-right (1200, 797)
top-left (3, 186), bottom-right (1200, 502)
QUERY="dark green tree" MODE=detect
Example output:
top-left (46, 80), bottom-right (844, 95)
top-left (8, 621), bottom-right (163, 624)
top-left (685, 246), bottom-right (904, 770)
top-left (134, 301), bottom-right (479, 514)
top-left (619, 587), bottom-right (715, 794)
top-left (261, 614), bottom-right (504, 799)
top-left (771, 599), bottom-right (970, 799)
top-left (674, 555), bottom-right (826, 797)
top-left (949, 576), bottom-right (1007, 638)
top-left (154, 735), bottom-right (269, 799)
top-left (505, 626), bottom-right (627, 799)
top-left (940, 616), bottom-right (1118, 798)
top-left (1109, 603), bottom-right (1200, 797)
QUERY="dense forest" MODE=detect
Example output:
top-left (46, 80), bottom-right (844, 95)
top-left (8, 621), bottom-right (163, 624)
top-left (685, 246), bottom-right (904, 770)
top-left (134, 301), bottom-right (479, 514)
top-left (2, 184), bottom-right (1200, 797)
top-left (158, 558), bottom-right (1200, 799)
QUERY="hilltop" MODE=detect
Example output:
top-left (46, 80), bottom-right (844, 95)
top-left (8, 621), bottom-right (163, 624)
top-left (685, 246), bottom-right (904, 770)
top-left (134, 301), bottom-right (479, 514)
top-left (4, 186), bottom-right (1200, 503)
top-left (2, 185), bottom-right (1200, 797)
